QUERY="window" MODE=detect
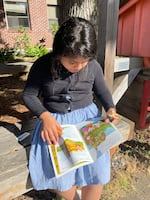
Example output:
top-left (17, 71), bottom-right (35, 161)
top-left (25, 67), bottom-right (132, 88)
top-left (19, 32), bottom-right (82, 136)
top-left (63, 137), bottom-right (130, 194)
top-left (47, 0), bottom-right (60, 29)
top-left (3, 0), bottom-right (30, 29)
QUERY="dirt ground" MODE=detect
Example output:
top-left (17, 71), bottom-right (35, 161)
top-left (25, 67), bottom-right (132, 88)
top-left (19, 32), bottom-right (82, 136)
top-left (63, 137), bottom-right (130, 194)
top-left (0, 74), bottom-right (149, 200)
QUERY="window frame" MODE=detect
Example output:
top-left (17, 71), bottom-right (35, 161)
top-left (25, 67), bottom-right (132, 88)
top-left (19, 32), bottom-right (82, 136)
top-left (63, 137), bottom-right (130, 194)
top-left (47, 0), bottom-right (60, 30)
top-left (3, 0), bottom-right (30, 30)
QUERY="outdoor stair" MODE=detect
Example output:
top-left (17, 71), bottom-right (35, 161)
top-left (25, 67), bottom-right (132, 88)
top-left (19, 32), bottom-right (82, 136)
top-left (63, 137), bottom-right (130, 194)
top-left (112, 56), bottom-right (143, 104)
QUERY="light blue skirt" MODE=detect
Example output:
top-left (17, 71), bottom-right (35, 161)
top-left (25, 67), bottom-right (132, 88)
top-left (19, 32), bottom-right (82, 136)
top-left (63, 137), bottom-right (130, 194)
top-left (29, 103), bottom-right (111, 191)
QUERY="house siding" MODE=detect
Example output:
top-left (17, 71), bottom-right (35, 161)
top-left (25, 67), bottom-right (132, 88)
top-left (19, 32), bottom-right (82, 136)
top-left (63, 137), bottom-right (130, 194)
top-left (0, 0), bottom-right (53, 48)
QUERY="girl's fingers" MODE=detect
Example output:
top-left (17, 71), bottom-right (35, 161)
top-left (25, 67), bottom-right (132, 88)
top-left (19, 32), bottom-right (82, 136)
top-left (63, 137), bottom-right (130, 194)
top-left (108, 113), bottom-right (120, 120)
top-left (41, 130), bottom-right (47, 143)
top-left (105, 118), bottom-right (110, 123)
top-left (105, 110), bottom-right (121, 124)
top-left (41, 128), bottom-right (61, 145)
top-left (52, 129), bottom-right (59, 144)
top-left (105, 117), bottom-right (119, 124)
top-left (57, 127), bottom-right (63, 136)
top-left (41, 130), bottom-right (52, 144)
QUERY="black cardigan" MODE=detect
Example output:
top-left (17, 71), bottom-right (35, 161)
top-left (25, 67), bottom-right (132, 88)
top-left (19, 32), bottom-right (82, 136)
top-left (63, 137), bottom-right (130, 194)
top-left (23, 53), bottom-right (115, 117)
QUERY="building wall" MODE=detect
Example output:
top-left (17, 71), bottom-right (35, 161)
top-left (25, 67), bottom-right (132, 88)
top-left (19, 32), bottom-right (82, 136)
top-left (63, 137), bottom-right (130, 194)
top-left (0, 0), bottom-right (53, 48)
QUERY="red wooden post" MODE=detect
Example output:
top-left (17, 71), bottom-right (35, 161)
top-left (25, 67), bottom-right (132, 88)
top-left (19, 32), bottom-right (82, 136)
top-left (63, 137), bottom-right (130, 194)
top-left (139, 80), bottom-right (150, 129)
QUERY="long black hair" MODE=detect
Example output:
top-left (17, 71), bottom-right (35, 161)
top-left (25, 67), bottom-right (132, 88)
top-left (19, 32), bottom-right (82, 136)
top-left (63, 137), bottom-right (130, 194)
top-left (50, 17), bottom-right (97, 78)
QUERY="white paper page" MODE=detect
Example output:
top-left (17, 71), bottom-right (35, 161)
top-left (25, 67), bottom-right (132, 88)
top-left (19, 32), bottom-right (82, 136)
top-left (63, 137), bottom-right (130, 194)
top-left (77, 120), bottom-right (123, 160)
top-left (61, 125), bottom-right (93, 165)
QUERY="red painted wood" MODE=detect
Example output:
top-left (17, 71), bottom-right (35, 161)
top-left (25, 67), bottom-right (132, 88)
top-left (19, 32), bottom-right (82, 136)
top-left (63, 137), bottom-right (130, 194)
top-left (117, 0), bottom-right (150, 58)
top-left (139, 80), bottom-right (150, 129)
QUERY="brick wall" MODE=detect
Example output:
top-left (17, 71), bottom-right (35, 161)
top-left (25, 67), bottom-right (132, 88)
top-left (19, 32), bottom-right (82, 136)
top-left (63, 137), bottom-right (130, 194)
top-left (0, 0), bottom-right (53, 48)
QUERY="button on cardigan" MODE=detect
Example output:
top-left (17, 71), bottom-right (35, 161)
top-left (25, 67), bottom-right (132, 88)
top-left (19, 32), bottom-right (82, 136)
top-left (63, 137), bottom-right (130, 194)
top-left (23, 53), bottom-right (115, 117)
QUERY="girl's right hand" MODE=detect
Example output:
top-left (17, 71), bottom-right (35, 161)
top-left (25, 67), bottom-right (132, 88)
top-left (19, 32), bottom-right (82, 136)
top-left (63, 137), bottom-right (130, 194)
top-left (105, 108), bottom-right (120, 124)
top-left (39, 111), bottom-right (62, 145)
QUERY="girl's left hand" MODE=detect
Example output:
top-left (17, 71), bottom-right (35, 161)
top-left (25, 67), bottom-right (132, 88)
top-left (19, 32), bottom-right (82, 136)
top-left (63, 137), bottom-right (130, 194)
top-left (105, 108), bottom-right (120, 124)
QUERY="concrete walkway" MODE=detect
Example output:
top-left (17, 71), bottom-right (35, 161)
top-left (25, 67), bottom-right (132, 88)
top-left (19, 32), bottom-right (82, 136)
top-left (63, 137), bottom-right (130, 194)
top-left (118, 173), bottom-right (150, 200)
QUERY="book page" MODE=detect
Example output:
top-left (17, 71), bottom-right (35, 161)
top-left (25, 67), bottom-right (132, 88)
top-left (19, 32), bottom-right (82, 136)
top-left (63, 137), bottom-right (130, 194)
top-left (48, 125), bottom-right (93, 177)
top-left (48, 120), bottom-right (123, 177)
top-left (77, 120), bottom-right (123, 160)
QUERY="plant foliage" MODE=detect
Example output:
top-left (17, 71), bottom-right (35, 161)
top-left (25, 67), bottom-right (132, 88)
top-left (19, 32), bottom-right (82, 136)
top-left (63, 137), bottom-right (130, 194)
top-left (0, 46), bottom-right (14, 63)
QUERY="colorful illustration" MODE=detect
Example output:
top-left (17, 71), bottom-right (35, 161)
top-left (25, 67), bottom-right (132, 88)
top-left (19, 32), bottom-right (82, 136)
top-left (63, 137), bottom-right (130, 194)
top-left (56, 139), bottom-right (85, 159)
top-left (57, 142), bottom-right (70, 158)
top-left (48, 120), bottom-right (122, 177)
top-left (51, 144), bottom-right (61, 175)
top-left (64, 139), bottom-right (85, 152)
top-left (80, 121), bottom-right (112, 148)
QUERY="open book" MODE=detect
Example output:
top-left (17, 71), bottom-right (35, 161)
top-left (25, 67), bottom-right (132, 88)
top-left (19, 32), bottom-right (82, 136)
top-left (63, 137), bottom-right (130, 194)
top-left (48, 119), bottom-right (123, 177)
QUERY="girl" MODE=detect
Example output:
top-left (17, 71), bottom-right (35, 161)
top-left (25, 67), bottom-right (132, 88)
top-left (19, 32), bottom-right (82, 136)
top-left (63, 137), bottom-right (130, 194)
top-left (23, 17), bottom-right (119, 200)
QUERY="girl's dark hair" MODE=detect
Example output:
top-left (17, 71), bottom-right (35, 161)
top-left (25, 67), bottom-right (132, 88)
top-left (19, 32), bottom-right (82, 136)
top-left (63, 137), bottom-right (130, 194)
top-left (53, 17), bottom-right (97, 58)
top-left (50, 17), bottom-right (97, 78)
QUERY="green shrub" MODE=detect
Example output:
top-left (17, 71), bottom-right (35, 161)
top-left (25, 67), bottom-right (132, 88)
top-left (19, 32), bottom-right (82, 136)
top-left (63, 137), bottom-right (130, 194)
top-left (14, 26), bottom-right (31, 57)
top-left (13, 26), bottom-right (49, 58)
top-left (0, 47), bottom-right (14, 63)
top-left (51, 22), bottom-right (59, 36)
top-left (0, 26), bottom-right (50, 63)
top-left (26, 43), bottom-right (49, 58)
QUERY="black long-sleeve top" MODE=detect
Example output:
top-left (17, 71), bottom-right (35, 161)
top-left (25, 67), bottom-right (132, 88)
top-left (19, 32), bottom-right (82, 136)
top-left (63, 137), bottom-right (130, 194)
top-left (23, 53), bottom-right (115, 117)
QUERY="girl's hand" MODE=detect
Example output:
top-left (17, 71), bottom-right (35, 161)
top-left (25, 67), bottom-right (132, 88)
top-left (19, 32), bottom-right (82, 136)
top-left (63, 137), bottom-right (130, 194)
top-left (105, 108), bottom-right (120, 124)
top-left (39, 112), bottom-right (62, 145)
